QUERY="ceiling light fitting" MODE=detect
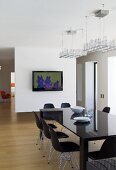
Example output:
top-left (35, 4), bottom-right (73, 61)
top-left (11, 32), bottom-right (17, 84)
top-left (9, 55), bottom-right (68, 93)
top-left (84, 8), bottom-right (116, 54)
top-left (59, 4), bottom-right (116, 59)
top-left (83, 37), bottom-right (116, 53)
top-left (94, 9), bottom-right (109, 18)
top-left (59, 28), bottom-right (85, 58)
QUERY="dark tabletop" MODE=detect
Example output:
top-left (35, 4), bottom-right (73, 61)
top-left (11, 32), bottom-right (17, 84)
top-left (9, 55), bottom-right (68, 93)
top-left (63, 108), bottom-right (116, 140)
top-left (40, 108), bottom-right (116, 141)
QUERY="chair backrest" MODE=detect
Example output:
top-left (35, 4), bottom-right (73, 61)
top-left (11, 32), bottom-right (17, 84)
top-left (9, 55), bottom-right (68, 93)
top-left (44, 103), bottom-right (55, 108)
top-left (33, 112), bottom-right (43, 130)
top-left (43, 103), bottom-right (55, 120)
top-left (100, 136), bottom-right (116, 158)
top-left (1, 91), bottom-right (6, 97)
top-left (49, 126), bottom-right (63, 152)
top-left (61, 103), bottom-right (71, 108)
top-left (102, 107), bottom-right (110, 113)
top-left (41, 118), bottom-right (51, 139)
top-left (1, 91), bottom-right (10, 99)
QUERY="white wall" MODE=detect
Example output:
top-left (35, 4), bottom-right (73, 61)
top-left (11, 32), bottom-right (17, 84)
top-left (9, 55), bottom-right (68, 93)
top-left (15, 47), bottom-right (76, 112)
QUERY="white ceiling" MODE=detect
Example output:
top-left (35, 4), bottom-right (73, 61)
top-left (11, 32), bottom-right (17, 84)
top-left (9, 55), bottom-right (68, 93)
top-left (0, 0), bottom-right (116, 48)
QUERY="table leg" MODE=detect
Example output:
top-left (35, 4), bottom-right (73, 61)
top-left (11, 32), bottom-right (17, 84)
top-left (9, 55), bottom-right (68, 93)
top-left (80, 138), bottom-right (88, 170)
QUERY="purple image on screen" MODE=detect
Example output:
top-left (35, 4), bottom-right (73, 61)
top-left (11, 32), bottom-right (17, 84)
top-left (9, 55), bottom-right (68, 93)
top-left (37, 75), bottom-right (60, 90)
top-left (44, 76), bottom-right (52, 89)
top-left (37, 76), bottom-right (44, 88)
top-left (53, 81), bottom-right (60, 89)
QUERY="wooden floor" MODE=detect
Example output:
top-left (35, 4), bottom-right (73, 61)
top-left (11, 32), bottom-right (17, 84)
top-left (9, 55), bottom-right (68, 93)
top-left (0, 98), bottom-right (82, 170)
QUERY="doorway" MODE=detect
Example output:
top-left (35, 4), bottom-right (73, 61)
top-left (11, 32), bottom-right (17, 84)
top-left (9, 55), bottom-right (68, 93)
top-left (94, 62), bottom-right (97, 112)
top-left (0, 48), bottom-right (14, 102)
top-left (108, 56), bottom-right (116, 115)
top-left (11, 72), bottom-right (15, 97)
top-left (85, 61), bottom-right (97, 111)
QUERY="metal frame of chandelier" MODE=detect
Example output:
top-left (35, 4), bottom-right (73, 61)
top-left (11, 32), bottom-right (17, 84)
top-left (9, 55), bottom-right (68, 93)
top-left (59, 5), bottom-right (116, 59)
top-left (59, 37), bottom-right (116, 58)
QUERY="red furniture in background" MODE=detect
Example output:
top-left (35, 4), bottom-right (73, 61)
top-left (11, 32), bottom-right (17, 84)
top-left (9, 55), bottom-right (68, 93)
top-left (0, 91), bottom-right (11, 102)
top-left (11, 83), bottom-right (15, 87)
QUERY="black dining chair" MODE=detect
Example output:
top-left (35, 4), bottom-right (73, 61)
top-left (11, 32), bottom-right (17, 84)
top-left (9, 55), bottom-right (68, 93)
top-left (44, 103), bottom-right (55, 108)
top-left (87, 158), bottom-right (116, 170)
top-left (34, 112), bottom-right (57, 149)
top-left (60, 102), bottom-right (71, 131)
top-left (88, 136), bottom-right (116, 160)
top-left (102, 107), bottom-right (110, 113)
top-left (33, 112), bottom-right (44, 150)
top-left (41, 118), bottom-right (69, 163)
top-left (93, 107), bottom-right (110, 145)
top-left (49, 126), bottom-right (80, 169)
top-left (61, 102), bottom-right (71, 108)
top-left (43, 103), bottom-right (57, 129)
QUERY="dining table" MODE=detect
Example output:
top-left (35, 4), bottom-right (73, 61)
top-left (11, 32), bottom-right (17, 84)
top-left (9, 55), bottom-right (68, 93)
top-left (40, 107), bottom-right (116, 170)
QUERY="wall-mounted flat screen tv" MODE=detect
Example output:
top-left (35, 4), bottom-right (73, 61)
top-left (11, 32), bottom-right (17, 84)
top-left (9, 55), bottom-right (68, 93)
top-left (32, 71), bottom-right (63, 91)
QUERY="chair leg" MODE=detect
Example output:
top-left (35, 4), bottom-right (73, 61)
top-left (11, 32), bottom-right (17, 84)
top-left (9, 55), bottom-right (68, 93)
top-left (69, 153), bottom-right (74, 168)
top-left (48, 143), bottom-right (52, 164)
top-left (58, 152), bottom-right (80, 170)
top-left (48, 143), bottom-right (53, 164)
top-left (39, 134), bottom-right (44, 150)
top-left (36, 136), bottom-right (39, 145)
top-left (43, 139), bottom-right (52, 158)
top-left (59, 153), bottom-right (63, 170)
top-left (40, 130), bottom-right (43, 140)
top-left (36, 131), bottom-right (44, 150)
top-left (71, 152), bottom-right (80, 170)
top-left (62, 161), bottom-right (67, 170)
top-left (59, 153), bottom-right (70, 170)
